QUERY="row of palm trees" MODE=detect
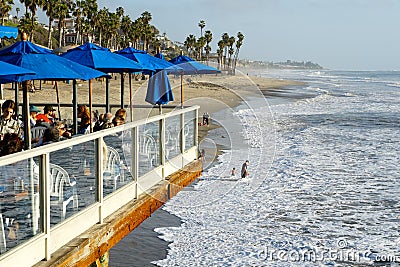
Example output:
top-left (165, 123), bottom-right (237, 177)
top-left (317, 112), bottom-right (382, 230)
top-left (184, 20), bottom-right (244, 74)
top-left (0, 0), bottom-right (161, 51)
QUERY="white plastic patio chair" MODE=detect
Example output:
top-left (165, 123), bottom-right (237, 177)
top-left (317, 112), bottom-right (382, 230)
top-left (49, 163), bottom-right (78, 220)
top-left (103, 146), bottom-right (124, 190)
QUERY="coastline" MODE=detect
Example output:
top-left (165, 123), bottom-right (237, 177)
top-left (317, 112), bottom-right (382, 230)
top-left (109, 72), bottom-right (305, 266)
top-left (1, 71), bottom-right (304, 266)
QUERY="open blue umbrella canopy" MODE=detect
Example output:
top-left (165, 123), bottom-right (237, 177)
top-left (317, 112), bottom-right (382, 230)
top-left (145, 70), bottom-right (174, 105)
top-left (0, 41), bottom-right (108, 82)
top-left (154, 52), bottom-right (165, 61)
top-left (116, 47), bottom-right (181, 74)
top-left (61, 42), bottom-right (146, 73)
top-left (0, 61), bottom-right (35, 81)
top-left (169, 55), bottom-right (220, 75)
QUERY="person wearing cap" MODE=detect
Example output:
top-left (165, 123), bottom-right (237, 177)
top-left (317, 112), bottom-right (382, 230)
top-left (29, 105), bottom-right (41, 127)
top-left (36, 105), bottom-right (56, 125)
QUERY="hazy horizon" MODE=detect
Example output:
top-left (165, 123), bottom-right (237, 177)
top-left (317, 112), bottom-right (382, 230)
top-left (11, 0), bottom-right (400, 71)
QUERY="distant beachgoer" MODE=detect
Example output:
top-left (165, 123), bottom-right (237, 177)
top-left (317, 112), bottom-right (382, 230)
top-left (231, 167), bottom-right (236, 176)
top-left (203, 112), bottom-right (210, 125)
top-left (241, 160), bottom-right (249, 178)
top-left (199, 149), bottom-right (205, 162)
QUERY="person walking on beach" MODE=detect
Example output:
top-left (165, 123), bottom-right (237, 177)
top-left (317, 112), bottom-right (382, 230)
top-left (241, 160), bottom-right (249, 178)
top-left (231, 167), bottom-right (237, 176)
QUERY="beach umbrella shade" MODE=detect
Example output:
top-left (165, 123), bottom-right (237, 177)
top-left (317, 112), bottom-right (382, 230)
top-left (0, 25), bottom-right (18, 38)
top-left (61, 43), bottom-right (151, 120)
top-left (0, 40), bottom-right (109, 148)
top-left (145, 70), bottom-right (174, 106)
top-left (168, 55), bottom-right (221, 105)
top-left (169, 55), bottom-right (220, 75)
top-left (116, 47), bottom-right (182, 75)
top-left (0, 60), bottom-right (35, 77)
top-left (154, 52), bottom-right (165, 61)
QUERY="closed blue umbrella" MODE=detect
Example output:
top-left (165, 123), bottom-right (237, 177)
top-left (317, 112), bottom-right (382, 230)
top-left (145, 70), bottom-right (174, 105)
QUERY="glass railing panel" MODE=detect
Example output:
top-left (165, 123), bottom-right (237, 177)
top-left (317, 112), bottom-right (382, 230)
top-left (0, 157), bottom-right (41, 253)
top-left (184, 111), bottom-right (196, 151)
top-left (48, 140), bottom-right (95, 225)
top-left (103, 130), bottom-right (133, 196)
top-left (165, 115), bottom-right (181, 161)
top-left (138, 122), bottom-right (160, 177)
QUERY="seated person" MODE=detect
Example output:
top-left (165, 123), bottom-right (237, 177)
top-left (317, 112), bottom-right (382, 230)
top-left (77, 105), bottom-right (91, 134)
top-left (36, 105), bottom-right (56, 125)
top-left (29, 105), bottom-right (41, 127)
top-left (0, 100), bottom-right (22, 140)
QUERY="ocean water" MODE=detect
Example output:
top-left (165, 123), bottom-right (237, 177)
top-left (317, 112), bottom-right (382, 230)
top-left (153, 70), bottom-right (400, 266)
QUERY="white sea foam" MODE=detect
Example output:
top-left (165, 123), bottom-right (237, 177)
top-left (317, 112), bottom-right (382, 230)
top-left (153, 70), bottom-right (400, 266)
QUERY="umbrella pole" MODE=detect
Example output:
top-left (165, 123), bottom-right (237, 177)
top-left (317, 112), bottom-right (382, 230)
top-left (55, 81), bottom-right (61, 120)
top-left (73, 80), bottom-right (78, 134)
top-left (120, 73), bottom-right (125, 109)
top-left (15, 82), bottom-right (19, 118)
top-left (106, 77), bottom-right (110, 113)
top-left (180, 73), bottom-right (184, 108)
top-left (22, 83), bottom-right (31, 149)
top-left (129, 73), bottom-right (133, 121)
top-left (89, 79), bottom-right (93, 133)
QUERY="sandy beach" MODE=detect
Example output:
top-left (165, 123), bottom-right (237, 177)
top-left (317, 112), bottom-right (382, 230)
top-left (1, 72), bottom-right (304, 123)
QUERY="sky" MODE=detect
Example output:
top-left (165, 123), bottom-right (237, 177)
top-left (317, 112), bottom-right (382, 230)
top-left (13, 0), bottom-right (400, 70)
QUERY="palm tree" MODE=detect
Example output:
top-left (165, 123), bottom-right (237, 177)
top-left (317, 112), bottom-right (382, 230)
top-left (227, 36), bottom-right (235, 71)
top-left (221, 32), bottom-right (229, 68)
top-left (54, 1), bottom-right (70, 47)
top-left (198, 20), bottom-right (205, 37)
top-left (233, 32), bottom-right (244, 74)
top-left (18, 12), bottom-right (36, 39)
top-left (204, 30), bottom-right (212, 62)
top-left (72, 0), bottom-right (84, 45)
top-left (120, 15), bottom-right (132, 47)
top-left (0, 0), bottom-right (13, 26)
top-left (196, 36), bottom-right (206, 60)
top-left (217, 40), bottom-right (224, 69)
top-left (185, 34), bottom-right (196, 57)
top-left (41, 0), bottom-right (58, 48)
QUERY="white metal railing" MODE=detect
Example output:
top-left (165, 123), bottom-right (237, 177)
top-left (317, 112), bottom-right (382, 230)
top-left (0, 105), bottom-right (199, 267)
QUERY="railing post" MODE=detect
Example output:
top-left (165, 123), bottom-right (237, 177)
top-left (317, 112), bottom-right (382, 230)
top-left (160, 117), bottom-right (165, 179)
top-left (132, 127), bottom-right (139, 199)
top-left (180, 113), bottom-right (185, 168)
top-left (39, 153), bottom-right (51, 261)
top-left (195, 109), bottom-right (199, 147)
top-left (95, 137), bottom-right (104, 223)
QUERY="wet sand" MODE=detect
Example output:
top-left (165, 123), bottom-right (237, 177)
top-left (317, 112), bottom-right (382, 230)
top-left (1, 71), bottom-right (304, 266)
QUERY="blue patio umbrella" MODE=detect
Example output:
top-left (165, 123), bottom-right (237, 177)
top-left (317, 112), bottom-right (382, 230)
top-left (61, 43), bottom-right (145, 73)
top-left (145, 70), bottom-right (174, 105)
top-left (115, 47), bottom-right (181, 74)
top-left (169, 55), bottom-right (220, 75)
top-left (168, 55), bottom-right (220, 105)
top-left (0, 40), bottom-right (109, 148)
top-left (154, 52), bottom-right (165, 61)
top-left (0, 60), bottom-right (35, 78)
top-left (61, 43), bottom-right (151, 119)
top-left (0, 41), bottom-right (108, 82)
top-left (0, 25), bottom-right (18, 38)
